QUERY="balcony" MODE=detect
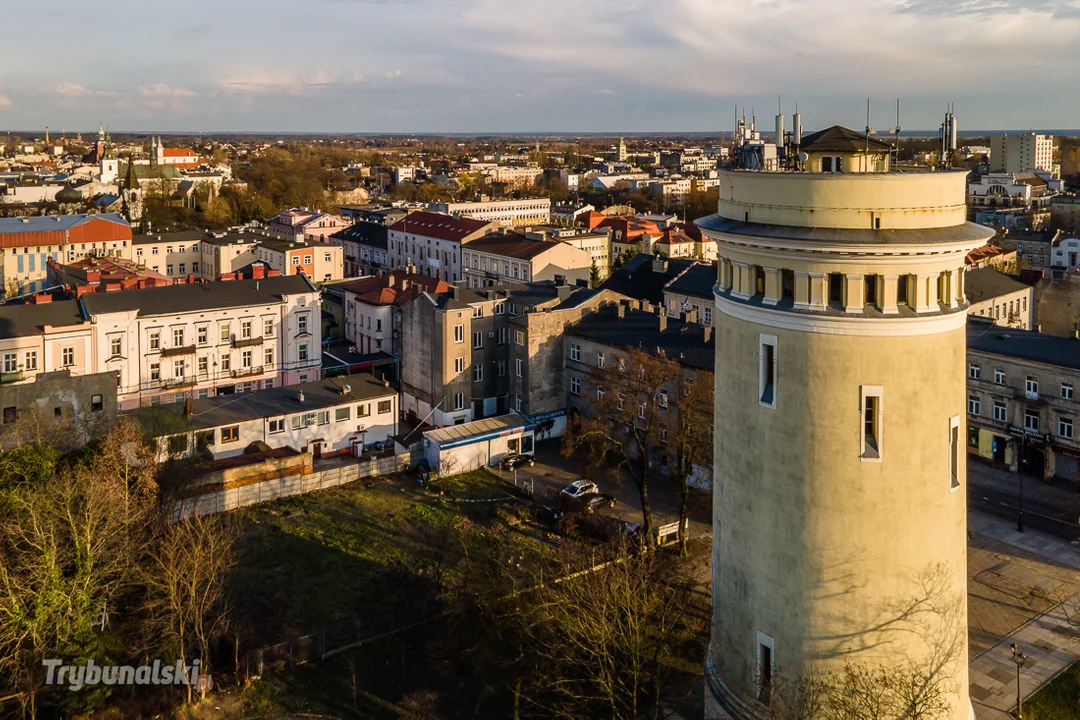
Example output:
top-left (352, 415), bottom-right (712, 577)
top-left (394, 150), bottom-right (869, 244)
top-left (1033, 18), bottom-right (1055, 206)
top-left (1025, 389), bottom-right (1040, 401)
top-left (163, 376), bottom-right (197, 389)
top-left (232, 335), bottom-right (264, 349)
top-left (162, 345), bottom-right (197, 357)
top-left (231, 365), bottom-right (265, 379)
top-left (0, 370), bottom-right (24, 384)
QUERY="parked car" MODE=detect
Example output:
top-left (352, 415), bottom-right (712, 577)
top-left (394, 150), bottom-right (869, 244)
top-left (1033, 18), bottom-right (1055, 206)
top-left (500, 454), bottom-right (535, 470)
top-left (559, 480), bottom-right (599, 502)
top-left (582, 493), bottom-right (616, 513)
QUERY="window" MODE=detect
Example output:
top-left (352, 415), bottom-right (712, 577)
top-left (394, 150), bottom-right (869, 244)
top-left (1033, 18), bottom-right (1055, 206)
top-left (221, 354), bottom-right (231, 371)
top-left (324, 252), bottom-right (331, 263)
top-left (570, 376), bottom-right (581, 395)
top-left (473, 331), bottom-right (483, 349)
top-left (1, 353), bottom-right (15, 373)
top-left (597, 351), bottom-right (605, 368)
top-left (757, 633), bottom-right (775, 703)
top-left (455, 356), bottom-right (465, 373)
top-left (291, 256), bottom-right (300, 266)
top-left (149, 330), bottom-right (160, 350)
top-left (968, 396), bottom-right (981, 416)
top-left (242, 320), bottom-right (252, 339)
top-left (317, 410), bottom-right (330, 425)
top-left (91, 393), bottom-right (103, 412)
top-left (265, 347), bottom-right (274, 366)
top-left (704, 307), bottom-right (712, 324)
top-left (570, 343), bottom-right (580, 361)
top-left (496, 327), bottom-right (507, 344)
top-left (264, 318), bottom-right (274, 337)
top-left (495, 302), bottom-right (506, 315)
top-left (173, 328), bottom-right (185, 347)
top-left (357, 402), bottom-right (371, 417)
top-left (454, 392), bottom-right (464, 410)
top-left (515, 358), bottom-right (523, 377)
top-left (949, 415), bottom-right (960, 491)
top-left (179, 263), bottom-right (186, 274)
top-left (474, 364), bottom-right (484, 382)
top-left (242, 350), bottom-right (253, 368)
top-left (993, 400), bottom-right (1007, 422)
top-left (298, 314), bottom-right (309, 334)
top-left (151, 246), bottom-right (159, 255)
top-left (197, 326), bottom-right (208, 344)
top-left (378, 400), bottom-right (392, 414)
top-left (968, 363), bottom-right (981, 380)
top-left (219, 324), bottom-right (230, 342)
top-left (109, 337), bottom-right (122, 357)
top-left (515, 330), bottom-right (524, 345)
top-left (291, 414), bottom-right (304, 430)
top-left (24, 351), bottom-right (37, 371)
top-left (597, 387), bottom-right (605, 402)
top-left (1026, 376), bottom-right (1039, 398)
top-left (497, 360), bottom-right (506, 377)
top-left (994, 369), bottom-right (1006, 385)
top-left (861, 386), bottom-right (883, 461)
top-left (1060, 417), bottom-right (1074, 439)
top-left (192, 262), bottom-right (199, 273)
top-left (759, 335), bottom-right (777, 408)
top-left (198, 356), bottom-right (208, 375)
top-left (304, 255), bottom-right (312, 265)
top-left (166, 265), bottom-right (174, 275)
top-left (638, 402), bottom-right (646, 419)
top-left (299, 344), bottom-right (309, 362)
top-left (1063, 384), bottom-right (1074, 401)
top-left (454, 324), bottom-right (465, 343)
top-left (173, 359), bottom-right (185, 378)
top-left (269, 418), bottom-right (285, 433)
top-left (1024, 408), bottom-right (1039, 432)
top-left (617, 392), bottom-right (625, 410)
top-left (659, 389), bottom-right (669, 408)
top-left (62, 347), bottom-right (74, 367)
top-left (150, 363), bottom-right (161, 381)
top-left (473, 306), bottom-right (483, 318)
top-left (335, 407), bottom-right (351, 422)
top-left (221, 426), bottom-right (240, 443)
top-left (2, 406), bottom-right (15, 424)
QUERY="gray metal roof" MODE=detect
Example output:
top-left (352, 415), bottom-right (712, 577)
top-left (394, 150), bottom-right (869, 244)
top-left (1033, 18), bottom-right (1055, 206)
top-left (696, 214), bottom-right (995, 247)
top-left (175, 373), bottom-right (395, 430)
top-left (0, 299), bottom-right (86, 339)
top-left (424, 413), bottom-right (528, 447)
top-left (964, 267), bottom-right (1031, 303)
top-left (664, 263), bottom-right (716, 300)
top-left (0, 213), bottom-right (129, 235)
top-left (968, 318), bottom-right (1080, 371)
top-left (81, 275), bottom-right (315, 318)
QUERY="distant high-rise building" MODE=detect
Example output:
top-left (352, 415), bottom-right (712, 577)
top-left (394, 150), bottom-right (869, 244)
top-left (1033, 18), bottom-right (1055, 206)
top-left (990, 132), bottom-right (1054, 174)
top-left (698, 125), bottom-right (994, 719)
top-left (617, 137), bottom-right (628, 162)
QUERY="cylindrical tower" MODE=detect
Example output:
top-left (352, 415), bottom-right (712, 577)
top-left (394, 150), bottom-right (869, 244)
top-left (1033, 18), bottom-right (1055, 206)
top-left (698, 156), bottom-right (993, 719)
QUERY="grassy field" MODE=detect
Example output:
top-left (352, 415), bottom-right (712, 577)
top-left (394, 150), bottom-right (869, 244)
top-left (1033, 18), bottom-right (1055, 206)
top-left (1022, 660), bottom-right (1080, 719)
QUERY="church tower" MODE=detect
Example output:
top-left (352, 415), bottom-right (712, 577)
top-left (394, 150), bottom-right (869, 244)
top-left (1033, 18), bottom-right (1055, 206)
top-left (698, 125), bottom-right (992, 719)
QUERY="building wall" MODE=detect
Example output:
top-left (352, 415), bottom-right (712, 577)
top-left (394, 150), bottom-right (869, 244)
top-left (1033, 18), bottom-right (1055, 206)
top-left (968, 286), bottom-right (1033, 330)
top-left (991, 133), bottom-right (1054, 174)
top-left (0, 369), bottom-right (117, 451)
top-left (134, 238), bottom-right (200, 278)
top-left (712, 318), bottom-right (970, 718)
top-left (433, 198), bottom-right (552, 226)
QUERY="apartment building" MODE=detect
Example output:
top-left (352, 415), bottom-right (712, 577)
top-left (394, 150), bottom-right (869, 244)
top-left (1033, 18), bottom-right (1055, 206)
top-left (967, 318), bottom-right (1080, 480)
top-left (507, 284), bottom-right (622, 436)
top-left (461, 231), bottom-right (592, 288)
top-left (662, 263), bottom-right (716, 326)
top-left (990, 132), bottom-right (1055, 174)
top-left (428, 198), bottom-right (551, 226)
top-left (331, 221), bottom-right (389, 277)
top-left (0, 214), bottom-right (132, 293)
top-left (0, 296), bottom-right (95, 392)
top-left (528, 226), bottom-right (611, 281)
top-left (400, 285), bottom-right (513, 426)
top-left (267, 208), bottom-right (352, 243)
top-left (342, 273), bottom-right (450, 356)
top-left (159, 373), bottom-right (397, 461)
top-left (0, 367), bottom-right (118, 451)
top-left (387, 211), bottom-right (496, 282)
top-left (256, 238), bottom-right (344, 282)
top-left (965, 267), bottom-right (1033, 329)
top-left (995, 228), bottom-right (1062, 274)
top-left (133, 231), bottom-right (205, 279)
top-left (78, 274), bottom-right (322, 409)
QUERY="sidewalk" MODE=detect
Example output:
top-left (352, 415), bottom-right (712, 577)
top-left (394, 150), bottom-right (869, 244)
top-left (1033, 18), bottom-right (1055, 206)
top-left (968, 512), bottom-right (1080, 718)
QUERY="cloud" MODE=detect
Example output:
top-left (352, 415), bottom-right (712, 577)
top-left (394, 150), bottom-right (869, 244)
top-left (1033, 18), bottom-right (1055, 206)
top-left (598, 89), bottom-right (616, 95)
top-left (0, 94), bottom-right (10, 107)
top-left (138, 84), bottom-right (197, 97)
top-left (218, 69), bottom-right (366, 97)
top-left (385, 70), bottom-right (403, 79)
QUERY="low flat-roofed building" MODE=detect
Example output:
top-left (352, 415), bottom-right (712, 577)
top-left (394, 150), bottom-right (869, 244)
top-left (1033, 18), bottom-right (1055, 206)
top-left (422, 412), bottom-right (534, 473)
top-left (158, 373), bottom-right (397, 461)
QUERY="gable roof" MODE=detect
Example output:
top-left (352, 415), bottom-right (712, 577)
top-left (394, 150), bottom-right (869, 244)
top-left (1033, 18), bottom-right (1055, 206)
top-left (800, 125), bottom-right (892, 154)
top-left (461, 232), bottom-right (560, 260)
top-left (341, 273), bottom-right (450, 306)
top-left (968, 317), bottom-right (1080, 371)
top-left (81, 275), bottom-right (315, 318)
top-left (388, 211), bottom-right (491, 241)
top-left (331, 221), bottom-right (389, 250)
top-left (566, 305), bottom-right (714, 371)
top-left (664, 263), bottom-right (716, 300)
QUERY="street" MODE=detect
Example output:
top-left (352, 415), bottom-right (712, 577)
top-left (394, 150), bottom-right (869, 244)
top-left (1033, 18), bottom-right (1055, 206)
top-left (967, 457), bottom-right (1080, 540)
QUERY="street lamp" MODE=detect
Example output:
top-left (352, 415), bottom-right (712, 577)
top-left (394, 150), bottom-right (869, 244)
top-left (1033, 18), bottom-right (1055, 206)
top-left (1011, 642), bottom-right (1026, 719)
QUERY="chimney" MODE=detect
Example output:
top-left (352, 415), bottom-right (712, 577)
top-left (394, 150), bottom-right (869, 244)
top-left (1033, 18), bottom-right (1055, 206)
top-left (298, 390), bottom-right (305, 403)
top-left (703, 326), bottom-right (713, 343)
top-left (652, 256), bottom-right (668, 273)
top-left (681, 308), bottom-right (698, 325)
top-left (616, 303), bottom-right (626, 319)
top-left (30, 293), bottom-right (53, 304)
top-left (658, 313), bottom-right (667, 332)
top-left (251, 263), bottom-right (265, 280)
top-left (554, 274), bottom-right (566, 287)
top-left (387, 273), bottom-right (395, 287)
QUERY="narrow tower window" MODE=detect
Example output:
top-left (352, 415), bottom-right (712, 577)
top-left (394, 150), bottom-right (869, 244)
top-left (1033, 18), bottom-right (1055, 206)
top-left (861, 386), bottom-right (883, 461)
top-left (756, 632), bottom-right (774, 703)
top-left (759, 335), bottom-right (777, 408)
top-left (781, 269), bottom-right (795, 301)
top-left (754, 267), bottom-right (766, 297)
top-left (864, 275), bottom-right (878, 307)
top-left (828, 273), bottom-right (843, 307)
top-left (949, 415), bottom-right (960, 491)
top-left (896, 275), bottom-right (910, 306)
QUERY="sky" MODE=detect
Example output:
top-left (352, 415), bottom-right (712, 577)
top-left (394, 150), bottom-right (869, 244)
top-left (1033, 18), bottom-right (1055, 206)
top-left (0, 0), bottom-right (1078, 134)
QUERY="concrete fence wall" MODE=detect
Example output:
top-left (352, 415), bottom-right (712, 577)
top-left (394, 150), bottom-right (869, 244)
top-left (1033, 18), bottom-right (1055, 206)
top-left (174, 453), bottom-right (410, 518)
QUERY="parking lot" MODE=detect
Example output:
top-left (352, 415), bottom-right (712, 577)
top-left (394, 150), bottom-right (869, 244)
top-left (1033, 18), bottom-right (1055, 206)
top-left (489, 439), bottom-right (712, 540)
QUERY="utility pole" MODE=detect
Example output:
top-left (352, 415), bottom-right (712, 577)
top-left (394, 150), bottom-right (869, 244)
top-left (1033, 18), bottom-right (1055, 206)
top-left (1011, 642), bottom-right (1026, 718)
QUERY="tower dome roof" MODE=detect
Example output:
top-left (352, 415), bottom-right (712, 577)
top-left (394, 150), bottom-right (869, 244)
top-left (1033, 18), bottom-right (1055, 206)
top-left (55, 183), bottom-right (82, 203)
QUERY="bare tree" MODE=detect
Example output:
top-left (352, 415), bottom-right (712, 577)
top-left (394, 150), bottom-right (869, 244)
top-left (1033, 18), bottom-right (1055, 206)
top-left (564, 347), bottom-right (682, 541)
top-left (671, 368), bottom-right (713, 555)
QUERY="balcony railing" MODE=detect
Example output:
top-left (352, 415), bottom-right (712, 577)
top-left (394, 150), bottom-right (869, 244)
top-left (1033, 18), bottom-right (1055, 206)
top-left (232, 335), bottom-right (264, 349)
top-left (163, 376), bottom-right (197, 389)
top-left (231, 365), bottom-right (265, 379)
top-left (162, 345), bottom-right (197, 357)
top-left (1025, 389), bottom-right (1040, 401)
top-left (0, 370), bottom-right (24, 384)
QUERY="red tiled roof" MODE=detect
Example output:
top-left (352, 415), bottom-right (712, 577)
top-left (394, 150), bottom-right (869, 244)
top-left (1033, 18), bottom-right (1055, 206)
top-left (341, 273), bottom-right (450, 306)
top-left (389, 211), bottom-right (490, 241)
top-left (163, 148), bottom-right (199, 158)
